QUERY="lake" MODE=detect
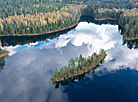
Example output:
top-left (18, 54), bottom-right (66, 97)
top-left (0, 20), bottom-right (138, 102)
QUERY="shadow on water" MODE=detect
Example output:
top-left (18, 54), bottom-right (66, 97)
top-left (0, 57), bottom-right (5, 73)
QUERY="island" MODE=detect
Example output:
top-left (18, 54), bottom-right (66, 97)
top-left (51, 49), bottom-right (107, 82)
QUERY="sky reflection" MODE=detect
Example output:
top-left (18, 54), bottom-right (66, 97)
top-left (0, 22), bottom-right (138, 102)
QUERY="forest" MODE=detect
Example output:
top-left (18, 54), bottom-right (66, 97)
top-left (0, 0), bottom-right (86, 35)
top-left (51, 49), bottom-right (107, 82)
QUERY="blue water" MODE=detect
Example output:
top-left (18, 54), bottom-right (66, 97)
top-left (0, 22), bottom-right (138, 102)
top-left (67, 69), bottom-right (138, 102)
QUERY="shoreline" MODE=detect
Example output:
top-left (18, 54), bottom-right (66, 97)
top-left (94, 18), bottom-right (118, 21)
top-left (1, 14), bottom-right (137, 41)
top-left (0, 50), bottom-right (9, 58)
top-left (81, 15), bottom-right (118, 21)
top-left (123, 35), bottom-right (138, 41)
top-left (0, 22), bottom-right (79, 37)
top-left (118, 22), bottom-right (138, 41)
top-left (51, 53), bottom-right (107, 83)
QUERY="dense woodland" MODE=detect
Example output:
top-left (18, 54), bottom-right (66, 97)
top-left (51, 49), bottom-right (107, 82)
top-left (0, 0), bottom-right (86, 35)
top-left (0, 0), bottom-right (67, 18)
top-left (119, 14), bottom-right (138, 38)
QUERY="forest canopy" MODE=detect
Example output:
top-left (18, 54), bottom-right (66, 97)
top-left (0, 0), bottom-right (86, 35)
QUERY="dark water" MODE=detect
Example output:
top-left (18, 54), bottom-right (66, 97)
top-left (0, 25), bottom-right (77, 46)
top-left (0, 20), bottom-right (138, 102)
top-left (67, 69), bottom-right (138, 102)
top-left (80, 15), bottom-right (119, 25)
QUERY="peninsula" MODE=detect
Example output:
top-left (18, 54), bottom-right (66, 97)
top-left (0, 48), bottom-right (9, 58)
top-left (0, 41), bottom-right (9, 58)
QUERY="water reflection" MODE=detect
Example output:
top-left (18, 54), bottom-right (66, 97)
top-left (0, 57), bottom-right (5, 73)
top-left (0, 25), bottom-right (76, 46)
top-left (1, 15), bottom-right (138, 50)
top-left (80, 15), bottom-right (118, 25)
top-left (123, 39), bottom-right (138, 49)
top-left (1, 22), bottom-right (138, 102)
top-left (0, 15), bottom-right (122, 47)
top-left (54, 71), bottom-right (89, 89)
top-left (80, 15), bottom-right (138, 50)
top-left (53, 63), bottom-right (102, 89)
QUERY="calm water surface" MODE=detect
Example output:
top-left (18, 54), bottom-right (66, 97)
top-left (0, 22), bottom-right (138, 102)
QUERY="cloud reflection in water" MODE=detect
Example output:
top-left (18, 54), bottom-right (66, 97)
top-left (0, 22), bottom-right (138, 102)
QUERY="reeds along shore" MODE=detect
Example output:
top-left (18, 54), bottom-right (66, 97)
top-left (51, 49), bottom-right (107, 82)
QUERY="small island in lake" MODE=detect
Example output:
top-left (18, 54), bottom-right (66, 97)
top-left (51, 49), bottom-right (107, 82)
